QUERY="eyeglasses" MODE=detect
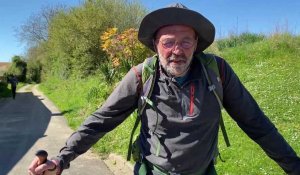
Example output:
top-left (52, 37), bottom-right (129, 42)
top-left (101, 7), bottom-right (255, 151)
top-left (158, 38), bottom-right (197, 50)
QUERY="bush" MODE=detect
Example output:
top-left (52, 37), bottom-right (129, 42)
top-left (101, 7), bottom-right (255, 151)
top-left (0, 82), bottom-right (10, 98)
top-left (269, 33), bottom-right (299, 53)
top-left (100, 28), bottom-right (154, 82)
top-left (99, 62), bottom-right (116, 85)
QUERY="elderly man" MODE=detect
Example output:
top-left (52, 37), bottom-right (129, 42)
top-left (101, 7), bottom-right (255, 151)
top-left (29, 3), bottom-right (300, 175)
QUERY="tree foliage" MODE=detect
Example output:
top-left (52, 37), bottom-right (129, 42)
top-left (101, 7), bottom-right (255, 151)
top-left (17, 5), bottom-right (66, 82)
top-left (7, 56), bottom-right (27, 82)
top-left (16, 5), bottom-right (66, 47)
top-left (45, 0), bottom-right (147, 79)
top-left (16, 0), bottom-right (148, 83)
top-left (25, 43), bottom-right (48, 83)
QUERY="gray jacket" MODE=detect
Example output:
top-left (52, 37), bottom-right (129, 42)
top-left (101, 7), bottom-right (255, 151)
top-left (55, 56), bottom-right (300, 174)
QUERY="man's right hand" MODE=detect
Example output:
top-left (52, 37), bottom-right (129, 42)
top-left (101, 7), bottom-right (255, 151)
top-left (28, 157), bottom-right (63, 175)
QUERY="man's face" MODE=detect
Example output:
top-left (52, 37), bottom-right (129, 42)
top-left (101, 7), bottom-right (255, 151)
top-left (155, 25), bottom-right (197, 77)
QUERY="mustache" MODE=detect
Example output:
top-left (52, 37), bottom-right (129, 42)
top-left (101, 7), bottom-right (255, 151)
top-left (167, 55), bottom-right (187, 62)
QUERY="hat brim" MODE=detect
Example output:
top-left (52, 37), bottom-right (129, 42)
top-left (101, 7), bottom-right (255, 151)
top-left (138, 7), bottom-right (215, 52)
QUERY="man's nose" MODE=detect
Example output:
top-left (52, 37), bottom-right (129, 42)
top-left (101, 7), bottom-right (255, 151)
top-left (171, 44), bottom-right (184, 55)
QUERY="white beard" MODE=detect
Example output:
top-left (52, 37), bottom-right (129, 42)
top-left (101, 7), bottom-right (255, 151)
top-left (159, 54), bottom-right (193, 77)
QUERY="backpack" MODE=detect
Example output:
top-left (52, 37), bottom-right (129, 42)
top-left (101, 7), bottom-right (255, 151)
top-left (127, 53), bottom-right (230, 162)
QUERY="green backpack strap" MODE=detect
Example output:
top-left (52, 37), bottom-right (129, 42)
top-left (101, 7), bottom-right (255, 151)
top-left (140, 56), bottom-right (158, 115)
top-left (197, 53), bottom-right (231, 148)
top-left (127, 56), bottom-right (158, 161)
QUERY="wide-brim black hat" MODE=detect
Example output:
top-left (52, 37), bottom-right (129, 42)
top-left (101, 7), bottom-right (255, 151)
top-left (138, 3), bottom-right (215, 52)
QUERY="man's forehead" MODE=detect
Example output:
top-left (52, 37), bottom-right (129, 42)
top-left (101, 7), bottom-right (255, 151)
top-left (155, 25), bottom-right (196, 38)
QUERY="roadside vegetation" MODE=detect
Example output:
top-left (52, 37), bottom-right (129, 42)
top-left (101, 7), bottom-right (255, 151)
top-left (2, 0), bottom-right (299, 174)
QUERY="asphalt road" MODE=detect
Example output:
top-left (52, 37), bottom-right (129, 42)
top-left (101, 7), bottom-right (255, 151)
top-left (0, 85), bottom-right (114, 175)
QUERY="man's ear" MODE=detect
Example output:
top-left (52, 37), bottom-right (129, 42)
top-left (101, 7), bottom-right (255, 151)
top-left (193, 39), bottom-right (198, 52)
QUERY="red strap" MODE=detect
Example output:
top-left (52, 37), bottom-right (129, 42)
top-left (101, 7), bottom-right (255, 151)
top-left (189, 83), bottom-right (195, 116)
top-left (132, 66), bottom-right (142, 93)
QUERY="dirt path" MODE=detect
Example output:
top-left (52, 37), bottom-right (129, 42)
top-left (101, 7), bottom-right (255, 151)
top-left (0, 85), bottom-right (124, 175)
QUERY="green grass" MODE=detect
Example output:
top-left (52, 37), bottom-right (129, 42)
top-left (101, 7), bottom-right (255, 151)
top-left (39, 75), bottom-right (112, 129)
top-left (39, 33), bottom-right (300, 174)
top-left (215, 34), bottom-right (300, 174)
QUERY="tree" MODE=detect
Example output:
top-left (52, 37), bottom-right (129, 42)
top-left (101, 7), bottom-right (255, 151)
top-left (25, 43), bottom-right (49, 83)
top-left (46, 0), bottom-right (147, 78)
top-left (16, 5), bottom-right (66, 47)
top-left (7, 56), bottom-right (27, 82)
top-left (15, 5), bottom-right (66, 82)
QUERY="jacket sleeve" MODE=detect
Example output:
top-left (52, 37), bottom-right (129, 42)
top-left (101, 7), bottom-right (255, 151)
top-left (217, 57), bottom-right (300, 174)
top-left (54, 65), bottom-right (143, 169)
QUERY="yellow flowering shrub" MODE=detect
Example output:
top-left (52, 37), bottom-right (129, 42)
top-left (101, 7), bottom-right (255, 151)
top-left (100, 28), bottom-right (153, 69)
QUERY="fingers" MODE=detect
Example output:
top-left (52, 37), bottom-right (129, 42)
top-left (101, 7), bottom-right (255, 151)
top-left (35, 163), bottom-right (52, 174)
top-left (28, 157), bottom-right (39, 175)
top-left (28, 154), bottom-right (63, 175)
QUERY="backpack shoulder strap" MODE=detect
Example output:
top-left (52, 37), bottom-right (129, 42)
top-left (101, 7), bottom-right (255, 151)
top-left (140, 56), bottom-right (158, 114)
top-left (127, 55), bottom-right (158, 161)
top-left (200, 53), bottom-right (221, 79)
top-left (197, 53), bottom-right (223, 102)
top-left (196, 53), bottom-right (230, 147)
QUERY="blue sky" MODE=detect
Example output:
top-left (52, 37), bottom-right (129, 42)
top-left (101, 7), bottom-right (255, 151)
top-left (0, 0), bottom-right (299, 62)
